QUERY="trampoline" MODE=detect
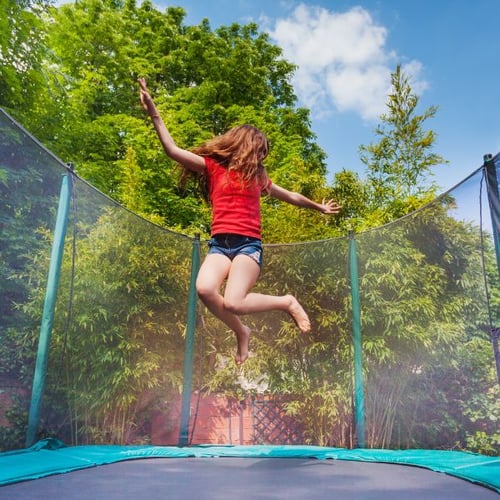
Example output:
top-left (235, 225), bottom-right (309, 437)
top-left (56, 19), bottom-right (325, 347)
top-left (0, 442), bottom-right (499, 498)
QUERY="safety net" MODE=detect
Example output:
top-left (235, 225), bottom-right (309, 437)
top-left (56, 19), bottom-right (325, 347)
top-left (0, 107), bottom-right (499, 490)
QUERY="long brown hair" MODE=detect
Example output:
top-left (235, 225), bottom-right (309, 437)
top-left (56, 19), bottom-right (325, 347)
top-left (180, 124), bottom-right (270, 201)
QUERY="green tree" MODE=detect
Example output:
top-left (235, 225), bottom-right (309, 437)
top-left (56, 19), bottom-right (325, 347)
top-left (0, 0), bottom-right (52, 115)
top-left (31, 0), bottom-right (334, 238)
top-left (328, 169), bottom-right (369, 233)
top-left (359, 65), bottom-right (447, 225)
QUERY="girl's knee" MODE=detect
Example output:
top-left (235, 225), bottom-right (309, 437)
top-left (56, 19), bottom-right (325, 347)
top-left (196, 281), bottom-right (215, 302)
top-left (223, 296), bottom-right (244, 315)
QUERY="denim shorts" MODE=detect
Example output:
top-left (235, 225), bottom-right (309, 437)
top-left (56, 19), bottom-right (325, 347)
top-left (208, 233), bottom-right (263, 268)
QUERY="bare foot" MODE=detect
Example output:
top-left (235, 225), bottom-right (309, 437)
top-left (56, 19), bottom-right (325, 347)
top-left (287, 295), bottom-right (311, 333)
top-left (235, 325), bottom-right (251, 365)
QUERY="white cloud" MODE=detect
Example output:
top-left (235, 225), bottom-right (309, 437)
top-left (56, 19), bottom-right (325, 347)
top-left (269, 4), bottom-right (427, 121)
top-left (326, 64), bottom-right (391, 120)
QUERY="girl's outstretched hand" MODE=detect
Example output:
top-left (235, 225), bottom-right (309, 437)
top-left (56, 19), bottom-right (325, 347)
top-left (320, 198), bottom-right (342, 215)
top-left (138, 78), bottom-right (156, 116)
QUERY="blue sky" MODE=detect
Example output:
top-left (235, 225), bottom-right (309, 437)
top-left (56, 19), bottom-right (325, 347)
top-left (151, 0), bottom-right (499, 192)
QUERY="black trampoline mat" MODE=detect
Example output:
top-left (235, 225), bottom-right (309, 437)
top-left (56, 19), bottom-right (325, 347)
top-left (0, 457), bottom-right (497, 499)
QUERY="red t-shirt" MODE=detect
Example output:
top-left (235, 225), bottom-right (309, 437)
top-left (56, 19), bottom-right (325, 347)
top-left (205, 157), bottom-right (272, 239)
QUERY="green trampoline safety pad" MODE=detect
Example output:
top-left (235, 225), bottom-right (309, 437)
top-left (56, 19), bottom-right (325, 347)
top-left (0, 439), bottom-right (498, 493)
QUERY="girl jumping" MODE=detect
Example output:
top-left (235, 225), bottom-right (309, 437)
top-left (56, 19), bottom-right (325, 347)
top-left (139, 78), bottom-right (341, 364)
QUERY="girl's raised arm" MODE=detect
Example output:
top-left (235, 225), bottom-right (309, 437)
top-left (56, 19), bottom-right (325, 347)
top-left (138, 78), bottom-right (205, 173)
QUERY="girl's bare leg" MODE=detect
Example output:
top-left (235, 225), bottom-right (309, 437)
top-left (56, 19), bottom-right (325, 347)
top-left (223, 255), bottom-right (311, 333)
top-left (196, 254), bottom-right (252, 364)
top-left (196, 253), bottom-right (311, 365)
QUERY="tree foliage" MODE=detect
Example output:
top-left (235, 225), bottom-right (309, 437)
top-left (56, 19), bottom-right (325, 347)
top-left (359, 65), bottom-right (447, 226)
top-left (13, 0), bottom-right (332, 239)
top-left (0, 0), bottom-right (52, 115)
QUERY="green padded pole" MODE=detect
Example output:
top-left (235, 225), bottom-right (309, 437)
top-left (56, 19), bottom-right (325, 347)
top-left (484, 154), bottom-right (500, 279)
top-left (26, 174), bottom-right (72, 447)
top-left (348, 230), bottom-right (366, 448)
top-left (178, 234), bottom-right (200, 446)
top-left (484, 154), bottom-right (500, 385)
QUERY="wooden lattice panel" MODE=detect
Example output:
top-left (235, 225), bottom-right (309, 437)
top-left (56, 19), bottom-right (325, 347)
top-left (251, 399), bottom-right (303, 445)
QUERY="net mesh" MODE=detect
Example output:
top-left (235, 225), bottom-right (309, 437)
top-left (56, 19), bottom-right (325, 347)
top-left (1, 108), bottom-right (498, 452)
